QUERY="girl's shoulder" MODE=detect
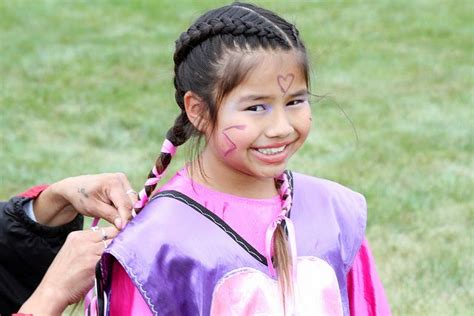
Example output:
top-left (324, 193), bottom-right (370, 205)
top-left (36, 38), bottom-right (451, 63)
top-left (290, 172), bottom-right (367, 271)
top-left (290, 171), bottom-right (367, 229)
top-left (291, 171), bottom-right (366, 206)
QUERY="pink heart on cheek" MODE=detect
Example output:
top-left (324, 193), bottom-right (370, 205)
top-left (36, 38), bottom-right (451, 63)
top-left (277, 74), bottom-right (295, 94)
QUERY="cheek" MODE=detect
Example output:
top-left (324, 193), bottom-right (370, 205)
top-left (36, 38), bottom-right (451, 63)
top-left (215, 124), bottom-right (254, 158)
top-left (292, 105), bottom-right (312, 138)
top-left (302, 107), bottom-right (312, 135)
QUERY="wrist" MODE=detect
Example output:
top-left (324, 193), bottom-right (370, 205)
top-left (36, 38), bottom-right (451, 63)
top-left (19, 285), bottom-right (68, 316)
top-left (32, 180), bottom-right (77, 226)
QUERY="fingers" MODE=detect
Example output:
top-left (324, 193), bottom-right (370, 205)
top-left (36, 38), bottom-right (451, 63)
top-left (62, 228), bottom-right (117, 261)
top-left (91, 202), bottom-right (126, 228)
top-left (126, 189), bottom-right (139, 219)
top-left (88, 226), bottom-right (119, 255)
top-left (126, 189), bottom-right (138, 205)
top-left (108, 173), bottom-right (136, 229)
top-left (103, 238), bottom-right (113, 248)
top-left (55, 172), bottom-right (137, 229)
top-left (91, 237), bottom-right (114, 256)
top-left (102, 225), bottom-right (119, 239)
top-left (89, 225), bottom-right (119, 242)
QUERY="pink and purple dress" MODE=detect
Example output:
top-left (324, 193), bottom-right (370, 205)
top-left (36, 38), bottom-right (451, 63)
top-left (96, 169), bottom-right (390, 315)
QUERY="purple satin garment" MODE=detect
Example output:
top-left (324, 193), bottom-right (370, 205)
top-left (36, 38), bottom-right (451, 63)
top-left (101, 172), bottom-right (367, 315)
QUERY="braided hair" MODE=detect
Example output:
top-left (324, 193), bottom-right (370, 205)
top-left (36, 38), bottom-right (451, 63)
top-left (135, 2), bottom-right (309, 311)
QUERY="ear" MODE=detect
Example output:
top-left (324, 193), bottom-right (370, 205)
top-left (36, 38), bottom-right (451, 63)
top-left (184, 91), bottom-right (209, 132)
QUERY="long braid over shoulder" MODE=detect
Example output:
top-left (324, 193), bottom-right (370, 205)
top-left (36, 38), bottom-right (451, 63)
top-left (273, 172), bottom-right (296, 312)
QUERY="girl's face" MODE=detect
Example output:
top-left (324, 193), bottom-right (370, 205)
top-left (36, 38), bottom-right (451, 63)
top-left (203, 50), bottom-right (311, 181)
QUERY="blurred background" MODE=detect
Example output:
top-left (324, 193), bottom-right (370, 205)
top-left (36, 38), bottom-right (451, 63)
top-left (1, 0), bottom-right (472, 314)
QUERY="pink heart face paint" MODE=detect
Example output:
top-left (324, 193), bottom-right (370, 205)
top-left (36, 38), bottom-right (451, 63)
top-left (277, 73), bottom-right (295, 95)
top-left (223, 125), bottom-right (247, 157)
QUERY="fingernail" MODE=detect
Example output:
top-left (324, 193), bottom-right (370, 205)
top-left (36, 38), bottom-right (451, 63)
top-left (114, 217), bottom-right (123, 230)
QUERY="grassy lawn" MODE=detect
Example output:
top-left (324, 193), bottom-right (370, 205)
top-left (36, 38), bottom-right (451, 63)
top-left (1, 0), bottom-right (472, 314)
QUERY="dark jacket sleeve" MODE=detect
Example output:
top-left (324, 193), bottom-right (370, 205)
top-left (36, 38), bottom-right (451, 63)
top-left (0, 189), bottom-right (83, 314)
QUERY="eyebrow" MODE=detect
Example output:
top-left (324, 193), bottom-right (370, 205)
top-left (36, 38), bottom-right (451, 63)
top-left (288, 89), bottom-right (309, 98)
top-left (238, 89), bottom-right (309, 103)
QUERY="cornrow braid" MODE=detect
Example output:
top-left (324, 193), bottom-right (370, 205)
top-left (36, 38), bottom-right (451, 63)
top-left (173, 16), bottom-right (290, 67)
top-left (289, 25), bottom-right (300, 45)
top-left (233, 2), bottom-right (296, 48)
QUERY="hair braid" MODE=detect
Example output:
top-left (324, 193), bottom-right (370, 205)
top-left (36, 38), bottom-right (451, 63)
top-left (133, 112), bottom-right (193, 214)
top-left (233, 2), bottom-right (301, 47)
top-left (173, 16), bottom-right (290, 67)
top-left (273, 172), bottom-right (295, 312)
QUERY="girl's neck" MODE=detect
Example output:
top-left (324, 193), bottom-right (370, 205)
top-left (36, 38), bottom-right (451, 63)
top-left (188, 154), bottom-right (278, 199)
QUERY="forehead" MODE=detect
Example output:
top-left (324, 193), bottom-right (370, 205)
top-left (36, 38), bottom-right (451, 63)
top-left (235, 50), bottom-right (307, 94)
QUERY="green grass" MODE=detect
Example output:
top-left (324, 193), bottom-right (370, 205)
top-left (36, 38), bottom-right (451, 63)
top-left (1, 0), bottom-right (472, 314)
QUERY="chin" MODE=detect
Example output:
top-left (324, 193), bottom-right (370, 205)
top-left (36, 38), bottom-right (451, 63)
top-left (253, 166), bottom-right (287, 179)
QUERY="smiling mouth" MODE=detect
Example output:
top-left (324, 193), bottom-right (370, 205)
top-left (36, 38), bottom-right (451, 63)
top-left (255, 145), bottom-right (286, 155)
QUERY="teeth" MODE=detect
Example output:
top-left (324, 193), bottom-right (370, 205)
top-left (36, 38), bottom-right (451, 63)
top-left (257, 145), bottom-right (286, 155)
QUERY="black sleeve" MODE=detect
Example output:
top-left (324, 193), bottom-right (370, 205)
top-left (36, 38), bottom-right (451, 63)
top-left (0, 195), bottom-right (83, 314)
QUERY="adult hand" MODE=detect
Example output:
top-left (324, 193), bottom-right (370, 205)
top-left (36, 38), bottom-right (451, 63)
top-left (33, 173), bottom-right (138, 229)
top-left (18, 226), bottom-right (119, 316)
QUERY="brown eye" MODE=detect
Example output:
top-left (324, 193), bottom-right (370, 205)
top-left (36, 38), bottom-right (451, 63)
top-left (287, 99), bottom-right (305, 106)
top-left (246, 104), bottom-right (267, 112)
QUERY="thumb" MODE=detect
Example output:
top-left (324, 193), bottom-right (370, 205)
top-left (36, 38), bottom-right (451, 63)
top-left (108, 188), bottom-right (135, 230)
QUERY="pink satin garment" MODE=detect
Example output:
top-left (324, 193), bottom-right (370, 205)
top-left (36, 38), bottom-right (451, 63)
top-left (347, 239), bottom-right (392, 315)
top-left (109, 262), bottom-right (152, 315)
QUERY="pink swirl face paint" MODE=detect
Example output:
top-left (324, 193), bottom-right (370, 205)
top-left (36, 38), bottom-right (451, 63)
top-left (222, 124), bottom-right (246, 157)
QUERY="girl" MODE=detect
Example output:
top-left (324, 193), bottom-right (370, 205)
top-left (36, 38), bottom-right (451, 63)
top-left (92, 2), bottom-right (390, 315)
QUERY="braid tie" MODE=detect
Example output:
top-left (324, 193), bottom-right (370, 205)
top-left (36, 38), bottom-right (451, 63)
top-left (265, 172), bottom-right (297, 277)
top-left (277, 173), bottom-right (292, 213)
top-left (132, 139), bottom-right (178, 215)
top-left (174, 17), bottom-right (290, 66)
top-left (160, 138), bottom-right (177, 156)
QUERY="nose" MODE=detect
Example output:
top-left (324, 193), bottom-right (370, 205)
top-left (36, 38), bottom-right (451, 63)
top-left (265, 107), bottom-right (294, 138)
